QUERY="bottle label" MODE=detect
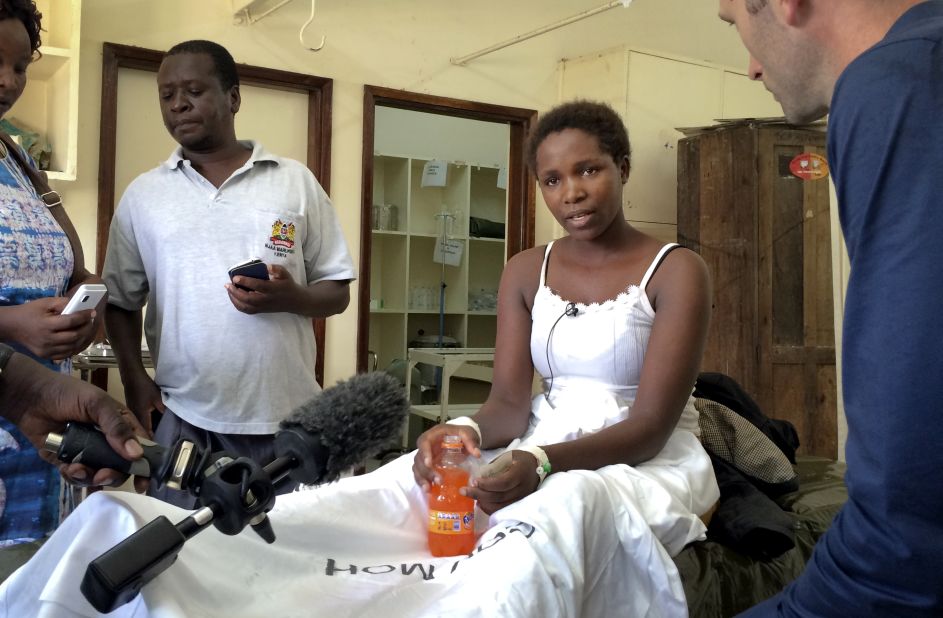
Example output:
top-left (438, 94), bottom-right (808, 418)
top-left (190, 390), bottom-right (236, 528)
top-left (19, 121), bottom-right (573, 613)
top-left (428, 510), bottom-right (475, 535)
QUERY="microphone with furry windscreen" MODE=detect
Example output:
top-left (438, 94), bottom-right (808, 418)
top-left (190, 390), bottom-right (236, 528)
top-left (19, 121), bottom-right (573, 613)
top-left (44, 372), bottom-right (410, 614)
top-left (46, 371), bottom-right (410, 492)
top-left (272, 370), bottom-right (411, 485)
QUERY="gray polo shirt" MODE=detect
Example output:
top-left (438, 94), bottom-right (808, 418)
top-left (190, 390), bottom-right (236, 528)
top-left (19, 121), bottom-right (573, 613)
top-left (103, 141), bottom-right (354, 433)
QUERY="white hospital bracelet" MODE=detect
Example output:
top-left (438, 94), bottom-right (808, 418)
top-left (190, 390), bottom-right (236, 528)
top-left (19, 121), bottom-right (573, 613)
top-left (517, 445), bottom-right (551, 485)
top-left (445, 417), bottom-right (482, 444)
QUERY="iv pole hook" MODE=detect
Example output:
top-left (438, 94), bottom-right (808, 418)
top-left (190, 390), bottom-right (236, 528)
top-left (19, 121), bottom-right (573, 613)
top-left (300, 0), bottom-right (326, 52)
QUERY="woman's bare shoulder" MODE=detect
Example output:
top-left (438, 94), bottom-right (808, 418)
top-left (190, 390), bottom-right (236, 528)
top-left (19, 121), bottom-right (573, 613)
top-left (500, 245), bottom-right (549, 306)
top-left (659, 245), bottom-right (709, 280)
top-left (647, 245), bottom-right (711, 309)
top-left (505, 244), bottom-right (548, 274)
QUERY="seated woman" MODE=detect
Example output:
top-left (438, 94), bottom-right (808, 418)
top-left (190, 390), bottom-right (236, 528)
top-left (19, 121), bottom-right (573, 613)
top-left (0, 101), bottom-right (719, 618)
top-left (414, 100), bottom-right (716, 520)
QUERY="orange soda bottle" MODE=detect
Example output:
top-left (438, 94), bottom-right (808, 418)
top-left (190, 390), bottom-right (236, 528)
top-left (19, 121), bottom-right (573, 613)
top-left (427, 434), bottom-right (476, 557)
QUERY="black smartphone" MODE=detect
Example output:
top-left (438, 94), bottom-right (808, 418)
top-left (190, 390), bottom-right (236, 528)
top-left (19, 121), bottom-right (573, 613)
top-left (228, 258), bottom-right (269, 291)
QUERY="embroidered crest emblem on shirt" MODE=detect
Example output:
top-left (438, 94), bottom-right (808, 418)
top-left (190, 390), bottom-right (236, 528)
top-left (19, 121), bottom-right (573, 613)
top-left (269, 219), bottom-right (296, 249)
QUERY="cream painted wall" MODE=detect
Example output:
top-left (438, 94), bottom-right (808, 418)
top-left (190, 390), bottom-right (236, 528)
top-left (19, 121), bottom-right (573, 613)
top-left (44, 1), bottom-right (820, 403)
top-left (49, 0), bottom-right (569, 389)
top-left (830, 179), bottom-right (850, 461)
top-left (374, 108), bottom-right (509, 168)
top-left (554, 45), bottom-right (783, 245)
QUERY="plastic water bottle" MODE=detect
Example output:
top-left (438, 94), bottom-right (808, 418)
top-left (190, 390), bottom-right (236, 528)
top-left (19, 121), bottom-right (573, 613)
top-left (427, 434), bottom-right (475, 556)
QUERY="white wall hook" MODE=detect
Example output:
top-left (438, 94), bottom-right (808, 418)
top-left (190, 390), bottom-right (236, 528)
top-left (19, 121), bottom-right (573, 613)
top-left (300, 0), bottom-right (326, 52)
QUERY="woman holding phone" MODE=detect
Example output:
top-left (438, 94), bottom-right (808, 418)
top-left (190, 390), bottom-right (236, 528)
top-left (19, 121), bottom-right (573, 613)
top-left (0, 0), bottom-right (106, 545)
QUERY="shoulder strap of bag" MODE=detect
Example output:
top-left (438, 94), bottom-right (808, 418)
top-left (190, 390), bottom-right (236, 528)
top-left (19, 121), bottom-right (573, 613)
top-left (0, 131), bottom-right (61, 207)
top-left (0, 131), bottom-right (88, 286)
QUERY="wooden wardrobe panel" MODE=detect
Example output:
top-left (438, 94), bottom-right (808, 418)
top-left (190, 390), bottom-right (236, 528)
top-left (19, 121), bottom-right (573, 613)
top-left (678, 122), bottom-right (837, 457)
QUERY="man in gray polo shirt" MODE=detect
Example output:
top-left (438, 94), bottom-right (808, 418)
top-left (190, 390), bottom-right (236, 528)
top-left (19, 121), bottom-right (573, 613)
top-left (103, 40), bottom-right (354, 507)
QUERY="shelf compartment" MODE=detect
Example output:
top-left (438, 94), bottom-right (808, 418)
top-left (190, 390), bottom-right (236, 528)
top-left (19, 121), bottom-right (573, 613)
top-left (466, 314), bottom-right (498, 348)
top-left (369, 232), bottom-right (407, 311)
top-left (35, 0), bottom-right (78, 49)
top-left (408, 159), bottom-right (469, 236)
top-left (367, 312), bottom-right (407, 373)
top-left (469, 165), bottom-right (507, 225)
top-left (408, 235), bottom-right (467, 313)
top-left (406, 313), bottom-right (466, 347)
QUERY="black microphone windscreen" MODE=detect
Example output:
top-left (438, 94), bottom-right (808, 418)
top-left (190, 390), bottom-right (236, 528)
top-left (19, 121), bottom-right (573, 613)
top-left (277, 372), bottom-right (409, 484)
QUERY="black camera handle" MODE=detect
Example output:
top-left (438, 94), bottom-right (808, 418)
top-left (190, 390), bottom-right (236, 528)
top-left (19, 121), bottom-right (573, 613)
top-left (45, 422), bottom-right (319, 613)
top-left (79, 451), bottom-right (294, 613)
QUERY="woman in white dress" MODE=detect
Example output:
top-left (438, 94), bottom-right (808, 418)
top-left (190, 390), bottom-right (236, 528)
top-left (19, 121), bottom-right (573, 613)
top-left (414, 99), bottom-right (718, 523)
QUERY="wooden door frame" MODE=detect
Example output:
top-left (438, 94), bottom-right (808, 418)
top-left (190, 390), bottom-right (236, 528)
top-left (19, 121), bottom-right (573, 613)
top-left (355, 86), bottom-right (537, 372)
top-left (96, 42), bottom-right (333, 385)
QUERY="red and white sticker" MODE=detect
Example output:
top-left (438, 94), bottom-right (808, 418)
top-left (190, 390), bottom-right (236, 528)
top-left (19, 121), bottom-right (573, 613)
top-left (789, 153), bottom-right (829, 180)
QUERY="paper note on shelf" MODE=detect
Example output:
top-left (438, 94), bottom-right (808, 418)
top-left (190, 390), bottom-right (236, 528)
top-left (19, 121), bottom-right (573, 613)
top-left (496, 165), bottom-right (508, 190)
top-left (421, 160), bottom-right (448, 187)
top-left (433, 237), bottom-right (464, 267)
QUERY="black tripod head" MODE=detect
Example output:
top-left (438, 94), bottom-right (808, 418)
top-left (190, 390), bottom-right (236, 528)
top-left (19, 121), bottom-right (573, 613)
top-left (41, 370), bottom-right (411, 613)
top-left (45, 424), bottom-right (296, 612)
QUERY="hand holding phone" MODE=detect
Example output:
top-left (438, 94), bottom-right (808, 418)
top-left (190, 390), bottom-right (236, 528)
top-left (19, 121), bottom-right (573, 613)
top-left (62, 283), bottom-right (108, 315)
top-left (228, 258), bottom-right (270, 291)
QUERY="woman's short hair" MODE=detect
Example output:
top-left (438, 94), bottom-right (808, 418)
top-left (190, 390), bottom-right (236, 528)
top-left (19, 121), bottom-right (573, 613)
top-left (0, 0), bottom-right (43, 57)
top-left (526, 100), bottom-right (631, 172)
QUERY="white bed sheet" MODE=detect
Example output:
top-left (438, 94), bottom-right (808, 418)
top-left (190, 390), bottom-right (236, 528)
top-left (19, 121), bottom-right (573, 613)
top-left (0, 392), bottom-right (718, 618)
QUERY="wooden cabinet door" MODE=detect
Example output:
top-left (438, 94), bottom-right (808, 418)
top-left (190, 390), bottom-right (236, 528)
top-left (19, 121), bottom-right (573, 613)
top-left (679, 124), bottom-right (838, 458)
top-left (678, 126), bottom-right (761, 395)
top-left (757, 128), bottom-right (837, 457)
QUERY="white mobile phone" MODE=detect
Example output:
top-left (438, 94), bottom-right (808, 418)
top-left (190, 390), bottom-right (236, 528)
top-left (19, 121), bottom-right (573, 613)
top-left (62, 283), bottom-right (107, 315)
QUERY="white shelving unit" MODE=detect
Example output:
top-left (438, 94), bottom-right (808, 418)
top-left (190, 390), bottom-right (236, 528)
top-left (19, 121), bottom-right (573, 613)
top-left (15, 0), bottom-right (81, 180)
top-left (368, 153), bottom-right (507, 405)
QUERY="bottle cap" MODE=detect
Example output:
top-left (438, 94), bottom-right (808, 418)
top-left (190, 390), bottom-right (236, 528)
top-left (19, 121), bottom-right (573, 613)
top-left (441, 434), bottom-right (463, 449)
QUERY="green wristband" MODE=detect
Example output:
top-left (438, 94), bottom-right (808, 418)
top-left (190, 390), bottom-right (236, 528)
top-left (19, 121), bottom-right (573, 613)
top-left (518, 445), bottom-right (551, 485)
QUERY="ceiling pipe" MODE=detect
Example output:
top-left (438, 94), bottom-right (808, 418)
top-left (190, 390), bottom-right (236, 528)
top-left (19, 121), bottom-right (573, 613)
top-left (237, 0), bottom-right (294, 25)
top-left (450, 0), bottom-right (634, 66)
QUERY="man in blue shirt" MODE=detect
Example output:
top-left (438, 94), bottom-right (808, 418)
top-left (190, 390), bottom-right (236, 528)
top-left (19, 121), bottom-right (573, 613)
top-left (719, 1), bottom-right (943, 615)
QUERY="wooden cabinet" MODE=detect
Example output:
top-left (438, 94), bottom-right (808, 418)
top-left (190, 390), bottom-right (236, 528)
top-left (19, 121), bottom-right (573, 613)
top-left (678, 121), bottom-right (837, 457)
top-left (368, 153), bottom-right (506, 392)
top-left (16, 0), bottom-right (81, 180)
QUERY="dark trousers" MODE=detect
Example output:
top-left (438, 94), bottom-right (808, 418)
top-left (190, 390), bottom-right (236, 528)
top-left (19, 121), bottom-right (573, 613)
top-left (147, 409), bottom-right (295, 509)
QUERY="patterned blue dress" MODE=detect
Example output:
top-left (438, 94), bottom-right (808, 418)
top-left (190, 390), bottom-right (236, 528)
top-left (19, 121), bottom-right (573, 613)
top-left (0, 143), bottom-right (73, 546)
